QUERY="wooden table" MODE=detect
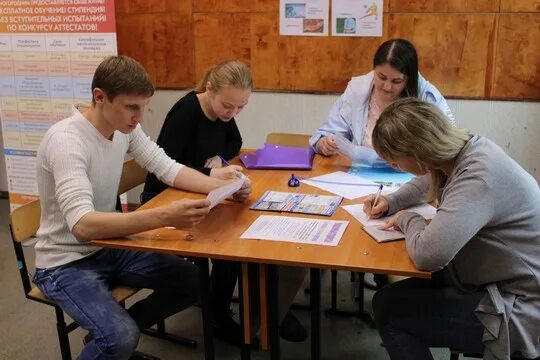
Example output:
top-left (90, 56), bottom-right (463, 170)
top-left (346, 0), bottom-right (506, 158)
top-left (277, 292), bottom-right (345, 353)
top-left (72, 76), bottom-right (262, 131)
top-left (92, 154), bottom-right (428, 360)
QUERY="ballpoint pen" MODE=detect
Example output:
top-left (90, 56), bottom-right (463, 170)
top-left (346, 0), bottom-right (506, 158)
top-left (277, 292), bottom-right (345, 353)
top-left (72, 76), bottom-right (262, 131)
top-left (218, 155), bottom-right (230, 166)
top-left (218, 155), bottom-right (246, 180)
top-left (370, 184), bottom-right (384, 219)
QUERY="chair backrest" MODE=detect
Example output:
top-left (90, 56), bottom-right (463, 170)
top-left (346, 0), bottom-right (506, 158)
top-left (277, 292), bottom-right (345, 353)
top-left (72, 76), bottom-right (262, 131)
top-left (10, 199), bottom-right (41, 244)
top-left (118, 158), bottom-right (148, 195)
top-left (266, 132), bottom-right (311, 148)
top-left (9, 199), bottom-right (41, 295)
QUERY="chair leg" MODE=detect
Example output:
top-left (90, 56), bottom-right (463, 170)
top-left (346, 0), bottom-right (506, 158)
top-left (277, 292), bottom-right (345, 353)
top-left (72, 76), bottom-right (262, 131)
top-left (141, 319), bottom-right (197, 348)
top-left (54, 306), bottom-right (72, 360)
top-left (330, 270), bottom-right (337, 311)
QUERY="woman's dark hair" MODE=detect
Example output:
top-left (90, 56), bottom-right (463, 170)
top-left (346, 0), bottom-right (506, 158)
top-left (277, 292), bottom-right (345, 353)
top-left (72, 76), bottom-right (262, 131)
top-left (373, 38), bottom-right (418, 98)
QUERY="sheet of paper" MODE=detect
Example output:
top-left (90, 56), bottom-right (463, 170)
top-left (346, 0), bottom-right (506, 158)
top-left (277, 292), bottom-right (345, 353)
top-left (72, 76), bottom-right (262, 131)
top-left (334, 134), bottom-right (357, 160)
top-left (301, 171), bottom-right (381, 199)
top-left (331, 0), bottom-right (383, 37)
top-left (206, 176), bottom-right (245, 209)
top-left (240, 215), bottom-right (349, 246)
top-left (280, 0), bottom-right (329, 36)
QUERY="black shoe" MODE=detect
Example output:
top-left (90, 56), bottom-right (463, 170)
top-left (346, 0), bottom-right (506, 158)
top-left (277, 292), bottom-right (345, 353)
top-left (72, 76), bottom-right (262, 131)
top-left (279, 312), bottom-right (307, 342)
top-left (213, 316), bottom-right (243, 346)
top-left (373, 273), bottom-right (389, 289)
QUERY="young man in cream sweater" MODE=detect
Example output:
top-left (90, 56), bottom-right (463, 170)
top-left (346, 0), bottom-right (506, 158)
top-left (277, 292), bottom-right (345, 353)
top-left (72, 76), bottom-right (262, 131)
top-left (32, 55), bottom-right (251, 360)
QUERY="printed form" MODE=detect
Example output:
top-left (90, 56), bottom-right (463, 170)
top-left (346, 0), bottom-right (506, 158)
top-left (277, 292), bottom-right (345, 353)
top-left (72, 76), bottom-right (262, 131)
top-left (241, 215), bottom-right (349, 246)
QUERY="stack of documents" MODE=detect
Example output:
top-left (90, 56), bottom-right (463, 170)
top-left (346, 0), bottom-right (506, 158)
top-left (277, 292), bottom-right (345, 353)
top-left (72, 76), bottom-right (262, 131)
top-left (342, 203), bottom-right (437, 243)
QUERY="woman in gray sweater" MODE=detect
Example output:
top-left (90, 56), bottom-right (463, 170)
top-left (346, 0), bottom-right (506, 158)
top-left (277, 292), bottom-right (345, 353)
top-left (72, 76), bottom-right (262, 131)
top-left (362, 98), bottom-right (539, 360)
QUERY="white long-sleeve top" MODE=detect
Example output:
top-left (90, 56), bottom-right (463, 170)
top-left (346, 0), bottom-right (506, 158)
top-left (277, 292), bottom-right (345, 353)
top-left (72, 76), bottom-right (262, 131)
top-left (35, 107), bottom-right (183, 269)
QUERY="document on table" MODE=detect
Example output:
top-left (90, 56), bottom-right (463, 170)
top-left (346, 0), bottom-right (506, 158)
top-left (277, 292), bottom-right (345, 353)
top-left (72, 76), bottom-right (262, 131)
top-left (206, 176), bottom-right (245, 209)
top-left (334, 134), bottom-right (357, 160)
top-left (250, 190), bottom-right (343, 216)
top-left (301, 171), bottom-right (381, 199)
top-left (240, 215), bottom-right (349, 246)
top-left (342, 203), bottom-right (437, 243)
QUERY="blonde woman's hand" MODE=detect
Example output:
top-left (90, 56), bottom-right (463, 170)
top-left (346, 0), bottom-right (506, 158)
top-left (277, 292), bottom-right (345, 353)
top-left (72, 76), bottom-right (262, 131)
top-left (316, 136), bottom-right (339, 156)
top-left (362, 193), bottom-right (389, 219)
top-left (210, 165), bottom-right (244, 180)
top-left (377, 210), bottom-right (408, 231)
top-left (205, 155), bottom-right (223, 169)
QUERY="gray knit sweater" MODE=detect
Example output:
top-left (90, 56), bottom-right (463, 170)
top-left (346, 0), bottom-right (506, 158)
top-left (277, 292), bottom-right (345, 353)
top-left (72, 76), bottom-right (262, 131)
top-left (387, 135), bottom-right (540, 360)
top-left (35, 108), bottom-right (183, 269)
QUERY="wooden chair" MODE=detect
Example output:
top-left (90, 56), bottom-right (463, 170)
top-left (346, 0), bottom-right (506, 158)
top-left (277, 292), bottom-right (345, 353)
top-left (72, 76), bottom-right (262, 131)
top-left (8, 159), bottom-right (194, 360)
top-left (9, 199), bottom-right (146, 360)
top-left (117, 158), bottom-right (148, 196)
top-left (265, 132), bottom-right (310, 147)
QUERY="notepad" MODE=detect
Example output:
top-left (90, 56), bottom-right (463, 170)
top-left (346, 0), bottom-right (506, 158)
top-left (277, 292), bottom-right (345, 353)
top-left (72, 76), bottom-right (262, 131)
top-left (342, 203), bottom-right (437, 243)
top-left (250, 190), bottom-right (343, 216)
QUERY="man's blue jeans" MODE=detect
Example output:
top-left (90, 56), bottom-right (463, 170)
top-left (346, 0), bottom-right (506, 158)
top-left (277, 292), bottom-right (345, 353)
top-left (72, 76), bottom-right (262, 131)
top-left (33, 248), bottom-right (200, 360)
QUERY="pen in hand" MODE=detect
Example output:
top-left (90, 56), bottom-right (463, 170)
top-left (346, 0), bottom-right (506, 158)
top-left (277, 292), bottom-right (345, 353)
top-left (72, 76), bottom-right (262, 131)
top-left (369, 184), bottom-right (384, 219)
top-left (218, 155), bottom-right (246, 179)
top-left (218, 155), bottom-right (230, 167)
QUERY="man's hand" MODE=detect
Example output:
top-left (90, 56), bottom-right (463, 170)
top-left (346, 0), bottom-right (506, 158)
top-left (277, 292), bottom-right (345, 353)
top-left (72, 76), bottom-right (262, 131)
top-left (162, 199), bottom-right (211, 228)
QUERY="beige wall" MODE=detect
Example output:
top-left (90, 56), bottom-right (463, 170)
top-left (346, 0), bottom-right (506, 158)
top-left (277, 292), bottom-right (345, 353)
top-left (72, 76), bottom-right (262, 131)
top-left (1, 90), bottom-right (538, 203)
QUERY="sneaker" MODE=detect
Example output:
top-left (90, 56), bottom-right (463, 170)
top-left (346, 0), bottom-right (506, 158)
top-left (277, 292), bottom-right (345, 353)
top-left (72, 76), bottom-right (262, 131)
top-left (279, 312), bottom-right (307, 342)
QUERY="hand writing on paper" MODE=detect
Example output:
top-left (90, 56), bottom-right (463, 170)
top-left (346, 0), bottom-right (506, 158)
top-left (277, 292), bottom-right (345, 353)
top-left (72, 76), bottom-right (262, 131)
top-left (163, 199), bottom-right (210, 228)
top-left (231, 177), bottom-right (252, 202)
top-left (377, 210), bottom-right (408, 231)
top-left (205, 155), bottom-right (223, 168)
top-left (362, 193), bottom-right (389, 219)
top-left (316, 135), bottom-right (339, 156)
top-left (210, 165), bottom-right (244, 180)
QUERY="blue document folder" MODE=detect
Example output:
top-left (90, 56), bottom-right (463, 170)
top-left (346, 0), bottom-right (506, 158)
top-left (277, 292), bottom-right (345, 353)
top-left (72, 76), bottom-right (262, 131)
top-left (240, 143), bottom-right (315, 169)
